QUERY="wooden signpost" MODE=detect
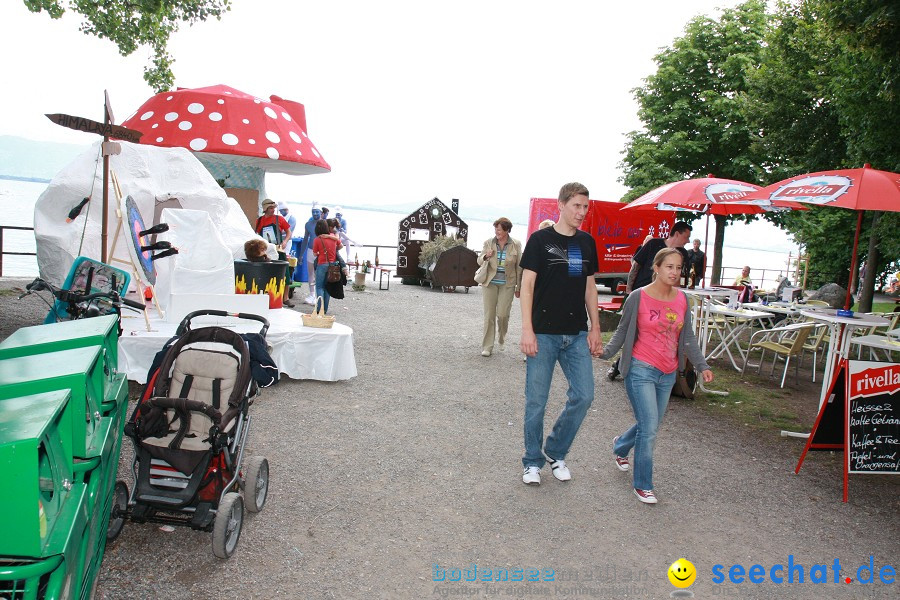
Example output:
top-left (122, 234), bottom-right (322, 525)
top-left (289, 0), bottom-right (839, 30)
top-left (796, 359), bottom-right (899, 501)
top-left (45, 113), bottom-right (143, 144)
top-left (45, 92), bottom-right (143, 262)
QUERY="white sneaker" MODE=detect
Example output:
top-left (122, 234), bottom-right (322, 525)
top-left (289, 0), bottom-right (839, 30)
top-left (304, 295), bottom-right (316, 305)
top-left (542, 450), bottom-right (571, 481)
top-left (522, 466), bottom-right (541, 485)
top-left (481, 349), bottom-right (491, 357)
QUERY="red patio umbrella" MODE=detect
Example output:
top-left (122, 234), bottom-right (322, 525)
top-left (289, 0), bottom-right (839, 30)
top-left (622, 176), bottom-right (802, 286)
top-left (623, 177), bottom-right (763, 214)
top-left (741, 164), bottom-right (900, 307)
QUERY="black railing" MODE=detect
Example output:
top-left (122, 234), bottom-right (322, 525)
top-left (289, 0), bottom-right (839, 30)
top-left (0, 225), bottom-right (36, 277)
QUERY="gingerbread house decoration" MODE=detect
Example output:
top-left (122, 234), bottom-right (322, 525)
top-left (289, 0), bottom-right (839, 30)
top-left (396, 197), bottom-right (468, 279)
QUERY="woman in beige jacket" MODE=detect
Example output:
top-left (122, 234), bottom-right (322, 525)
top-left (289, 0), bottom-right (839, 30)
top-left (477, 217), bottom-right (523, 356)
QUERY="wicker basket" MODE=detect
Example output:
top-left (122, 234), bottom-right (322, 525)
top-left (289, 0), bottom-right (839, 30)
top-left (301, 296), bottom-right (335, 328)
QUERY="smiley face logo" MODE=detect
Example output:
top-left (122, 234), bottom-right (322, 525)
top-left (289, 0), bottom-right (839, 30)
top-left (668, 558), bottom-right (696, 588)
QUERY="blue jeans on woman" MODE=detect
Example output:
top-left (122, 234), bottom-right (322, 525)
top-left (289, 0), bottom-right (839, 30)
top-left (615, 358), bottom-right (676, 490)
top-left (522, 332), bottom-right (594, 468)
top-left (314, 262), bottom-right (331, 313)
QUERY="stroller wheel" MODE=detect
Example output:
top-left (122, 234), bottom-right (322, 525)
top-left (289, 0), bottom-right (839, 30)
top-left (244, 456), bottom-right (269, 513)
top-left (107, 481), bottom-right (128, 542)
top-left (212, 492), bottom-right (244, 559)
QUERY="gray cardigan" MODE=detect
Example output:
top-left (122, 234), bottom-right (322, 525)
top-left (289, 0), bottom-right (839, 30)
top-left (600, 289), bottom-right (710, 377)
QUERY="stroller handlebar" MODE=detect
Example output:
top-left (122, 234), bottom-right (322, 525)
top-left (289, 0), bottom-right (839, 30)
top-left (176, 309), bottom-right (270, 337)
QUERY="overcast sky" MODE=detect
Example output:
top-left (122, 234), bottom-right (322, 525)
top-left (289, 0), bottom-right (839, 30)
top-left (1, 0), bottom-right (752, 213)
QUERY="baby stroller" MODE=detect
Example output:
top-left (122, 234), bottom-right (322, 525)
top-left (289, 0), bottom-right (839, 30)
top-left (119, 310), bottom-right (271, 558)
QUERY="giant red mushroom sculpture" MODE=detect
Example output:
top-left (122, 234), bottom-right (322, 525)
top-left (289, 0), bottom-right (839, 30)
top-left (121, 84), bottom-right (330, 193)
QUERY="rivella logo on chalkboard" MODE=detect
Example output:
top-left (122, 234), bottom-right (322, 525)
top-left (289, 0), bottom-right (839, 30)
top-left (847, 362), bottom-right (899, 475)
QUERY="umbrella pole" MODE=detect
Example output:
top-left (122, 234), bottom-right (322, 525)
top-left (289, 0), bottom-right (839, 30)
top-left (845, 211), bottom-right (863, 310)
top-left (703, 214), bottom-right (710, 287)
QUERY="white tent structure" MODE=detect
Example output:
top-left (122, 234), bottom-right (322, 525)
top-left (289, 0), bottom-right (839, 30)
top-left (34, 140), bottom-right (268, 288)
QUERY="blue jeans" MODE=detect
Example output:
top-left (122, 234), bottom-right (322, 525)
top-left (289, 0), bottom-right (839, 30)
top-left (523, 332), bottom-right (594, 468)
top-left (314, 263), bottom-right (331, 313)
top-left (615, 358), bottom-right (676, 490)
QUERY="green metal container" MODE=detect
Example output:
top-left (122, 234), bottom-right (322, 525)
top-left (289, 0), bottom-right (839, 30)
top-left (0, 314), bottom-right (119, 368)
top-left (0, 390), bottom-right (76, 558)
top-left (0, 346), bottom-right (111, 460)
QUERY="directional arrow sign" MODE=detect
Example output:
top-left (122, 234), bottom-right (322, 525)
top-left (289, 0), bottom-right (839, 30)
top-left (45, 113), bottom-right (143, 143)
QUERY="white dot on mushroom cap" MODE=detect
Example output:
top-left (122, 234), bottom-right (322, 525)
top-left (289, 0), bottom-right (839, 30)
top-left (312, 148), bottom-right (320, 158)
top-left (179, 121), bottom-right (192, 131)
top-left (267, 148), bottom-right (279, 159)
top-left (296, 150), bottom-right (302, 156)
top-left (156, 137), bottom-right (164, 143)
top-left (265, 131), bottom-right (280, 143)
top-left (190, 138), bottom-right (207, 151)
top-left (242, 119), bottom-right (250, 124)
top-left (249, 139), bottom-right (256, 144)
top-left (222, 133), bottom-right (239, 145)
top-left (218, 99), bottom-right (225, 104)
top-left (166, 96), bottom-right (173, 101)
top-left (254, 99), bottom-right (261, 104)
top-left (289, 131), bottom-right (302, 143)
top-left (209, 112), bottom-right (222, 122)
top-left (282, 112), bottom-right (292, 121)
top-left (165, 112), bottom-right (178, 122)
top-left (151, 123), bottom-right (159, 129)
top-left (264, 107), bottom-right (277, 119)
top-left (187, 103), bottom-right (204, 114)
top-left (140, 111), bottom-right (154, 121)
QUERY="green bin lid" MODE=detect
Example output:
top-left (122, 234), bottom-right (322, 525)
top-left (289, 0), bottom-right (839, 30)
top-left (0, 346), bottom-right (103, 387)
top-left (0, 390), bottom-right (70, 445)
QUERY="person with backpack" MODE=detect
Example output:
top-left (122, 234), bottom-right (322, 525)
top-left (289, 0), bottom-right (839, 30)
top-left (255, 199), bottom-right (293, 307)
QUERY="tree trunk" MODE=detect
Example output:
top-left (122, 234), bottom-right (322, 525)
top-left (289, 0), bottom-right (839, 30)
top-left (710, 214), bottom-right (727, 285)
top-left (858, 212), bottom-right (880, 313)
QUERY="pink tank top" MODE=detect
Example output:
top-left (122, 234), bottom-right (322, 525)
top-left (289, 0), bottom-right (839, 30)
top-left (631, 290), bottom-right (686, 374)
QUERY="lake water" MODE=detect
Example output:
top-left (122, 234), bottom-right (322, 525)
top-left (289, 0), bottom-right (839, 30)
top-left (1, 178), bottom-right (802, 289)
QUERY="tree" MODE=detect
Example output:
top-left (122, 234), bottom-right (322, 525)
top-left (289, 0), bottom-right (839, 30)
top-left (745, 0), bottom-right (900, 309)
top-left (619, 0), bottom-right (769, 284)
top-left (24, 0), bottom-right (231, 92)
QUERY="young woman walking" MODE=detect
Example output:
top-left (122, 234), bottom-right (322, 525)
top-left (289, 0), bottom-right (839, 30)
top-left (600, 248), bottom-right (713, 504)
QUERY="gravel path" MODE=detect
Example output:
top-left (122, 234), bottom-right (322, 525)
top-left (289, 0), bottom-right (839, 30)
top-left (1, 277), bottom-right (897, 599)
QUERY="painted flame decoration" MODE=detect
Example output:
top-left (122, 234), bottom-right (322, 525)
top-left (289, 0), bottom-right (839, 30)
top-left (234, 274), bottom-right (285, 306)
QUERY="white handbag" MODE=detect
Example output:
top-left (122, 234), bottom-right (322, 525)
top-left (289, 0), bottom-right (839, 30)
top-left (474, 261), bottom-right (489, 285)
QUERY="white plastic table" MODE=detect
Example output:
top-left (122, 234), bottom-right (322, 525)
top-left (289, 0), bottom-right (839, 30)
top-left (705, 305), bottom-right (774, 371)
top-left (742, 301), bottom-right (801, 327)
top-left (799, 309), bottom-right (890, 406)
top-left (850, 334), bottom-right (900, 360)
top-left (683, 288), bottom-right (741, 395)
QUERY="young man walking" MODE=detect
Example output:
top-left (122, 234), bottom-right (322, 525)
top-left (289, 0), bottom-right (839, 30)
top-left (519, 182), bottom-right (602, 485)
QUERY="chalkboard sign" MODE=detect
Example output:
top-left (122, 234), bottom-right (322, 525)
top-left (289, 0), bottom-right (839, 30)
top-left (847, 361), bottom-right (900, 475)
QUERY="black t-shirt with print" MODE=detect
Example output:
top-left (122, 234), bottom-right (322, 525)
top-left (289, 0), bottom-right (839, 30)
top-left (520, 227), bottom-right (598, 334)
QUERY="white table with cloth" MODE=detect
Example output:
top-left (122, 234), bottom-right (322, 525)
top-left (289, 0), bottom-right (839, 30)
top-left (117, 308), bottom-right (357, 383)
top-left (799, 309), bottom-right (890, 406)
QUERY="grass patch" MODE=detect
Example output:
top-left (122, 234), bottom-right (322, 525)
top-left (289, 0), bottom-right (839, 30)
top-left (851, 301), bottom-right (897, 314)
top-left (693, 358), bottom-right (806, 432)
top-left (0, 288), bottom-right (22, 297)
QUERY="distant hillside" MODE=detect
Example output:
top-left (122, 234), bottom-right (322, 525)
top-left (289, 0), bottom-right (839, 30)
top-left (0, 136), bottom-right (89, 181)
